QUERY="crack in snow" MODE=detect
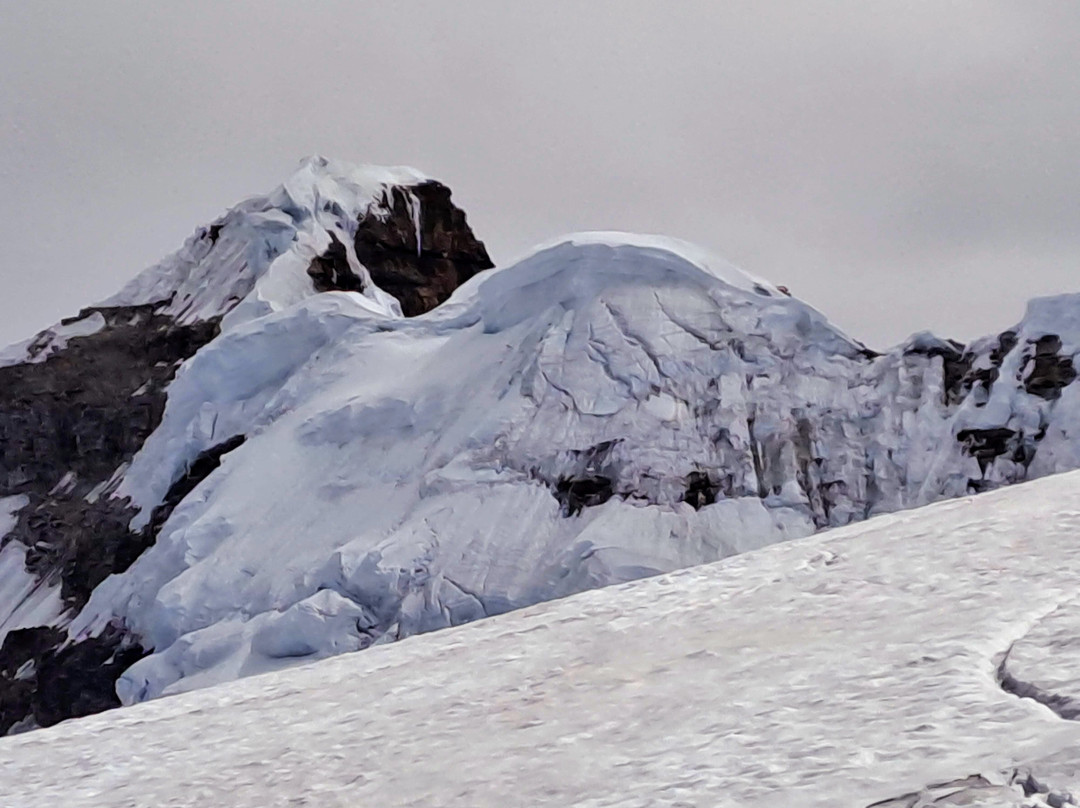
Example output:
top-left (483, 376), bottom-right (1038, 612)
top-left (652, 291), bottom-right (728, 351)
top-left (996, 595), bottom-right (1080, 722)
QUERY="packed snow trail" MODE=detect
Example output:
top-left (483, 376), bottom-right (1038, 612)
top-left (4, 471), bottom-right (1080, 806)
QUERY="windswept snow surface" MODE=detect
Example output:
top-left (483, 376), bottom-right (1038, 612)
top-left (60, 235), bottom-right (1080, 706)
top-left (6, 472), bottom-right (1080, 806)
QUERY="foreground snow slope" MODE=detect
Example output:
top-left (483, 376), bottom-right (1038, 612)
top-left (5, 471), bottom-right (1080, 807)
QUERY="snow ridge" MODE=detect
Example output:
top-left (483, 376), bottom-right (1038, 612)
top-left (101, 155), bottom-right (425, 331)
top-left (68, 236), bottom-right (1080, 705)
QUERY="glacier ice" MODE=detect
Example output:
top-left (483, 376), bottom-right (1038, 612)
top-left (67, 235), bottom-right (1080, 704)
top-left (0, 157), bottom-right (1077, 720)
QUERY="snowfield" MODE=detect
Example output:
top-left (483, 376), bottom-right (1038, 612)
top-left (4, 470), bottom-right (1080, 807)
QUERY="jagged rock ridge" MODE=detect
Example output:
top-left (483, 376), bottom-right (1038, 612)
top-left (0, 167), bottom-right (1076, 734)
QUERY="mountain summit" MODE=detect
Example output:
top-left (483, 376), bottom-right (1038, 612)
top-left (0, 159), bottom-right (1077, 733)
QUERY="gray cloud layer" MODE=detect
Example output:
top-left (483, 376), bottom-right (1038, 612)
top-left (1, 1), bottom-right (1078, 349)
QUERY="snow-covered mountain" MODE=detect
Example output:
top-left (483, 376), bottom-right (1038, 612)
top-left (5, 470), bottom-right (1080, 807)
top-left (0, 157), bottom-right (1077, 734)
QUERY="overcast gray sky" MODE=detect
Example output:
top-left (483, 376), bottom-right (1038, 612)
top-left (1, 1), bottom-right (1078, 350)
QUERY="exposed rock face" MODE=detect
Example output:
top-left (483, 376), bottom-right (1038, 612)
top-left (2, 626), bottom-right (144, 734)
top-left (0, 302), bottom-right (218, 732)
top-left (1026, 334), bottom-right (1078, 400)
top-left (307, 182), bottom-right (493, 315)
top-left (353, 182), bottom-right (493, 315)
top-left (0, 304), bottom-right (221, 609)
top-left (307, 233), bottom-right (363, 294)
top-left (0, 304), bottom-right (219, 497)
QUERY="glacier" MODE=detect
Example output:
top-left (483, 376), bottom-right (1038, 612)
top-left (0, 157), bottom-right (1078, 731)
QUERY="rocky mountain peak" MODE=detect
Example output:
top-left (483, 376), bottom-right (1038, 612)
top-left (0, 159), bottom-right (490, 732)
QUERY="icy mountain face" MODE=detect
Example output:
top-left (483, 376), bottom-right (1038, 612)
top-left (0, 161), bottom-right (1077, 734)
top-left (0, 157), bottom-right (491, 732)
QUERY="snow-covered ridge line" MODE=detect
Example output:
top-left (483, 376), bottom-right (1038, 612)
top-left (100, 155), bottom-right (434, 331)
top-left (523, 231), bottom-right (786, 298)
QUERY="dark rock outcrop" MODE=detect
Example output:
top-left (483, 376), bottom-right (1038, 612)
top-left (956, 427), bottom-right (1017, 475)
top-left (1025, 334), bottom-right (1078, 400)
top-left (0, 303), bottom-right (222, 610)
top-left (0, 625), bottom-right (145, 733)
top-left (354, 182), bottom-right (493, 316)
top-left (0, 303), bottom-right (219, 730)
top-left (534, 441), bottom-right (625, 516)
top-left (0, 304), bottom-right (219, 496)
top-left (682, 470), bottom-right (718, 510)
top-left (307, 232), bottom-right (363, 294)
top-left (555, 475), bottom-right (617, 516)
top-left (145, 435), bottom-right (247, 539)
top-left (32, 627), bottom-right (145, 729)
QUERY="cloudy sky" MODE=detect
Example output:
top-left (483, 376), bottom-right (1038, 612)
top-left (1, 1), bottom-right (1077, 349)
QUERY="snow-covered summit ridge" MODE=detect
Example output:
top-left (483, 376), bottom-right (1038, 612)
top-left (525, 231), bottom-right (784, 297)
top-left (522, 230), bottom-right (777, 293)
top-left (279, 154), bottom-right (429, 210)
top-left (99, 155), bottom-right (433, 331)
top-left (0, 157), bottom-right (440, 372)
top-left (444, 233), bottom-right (864, 361)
